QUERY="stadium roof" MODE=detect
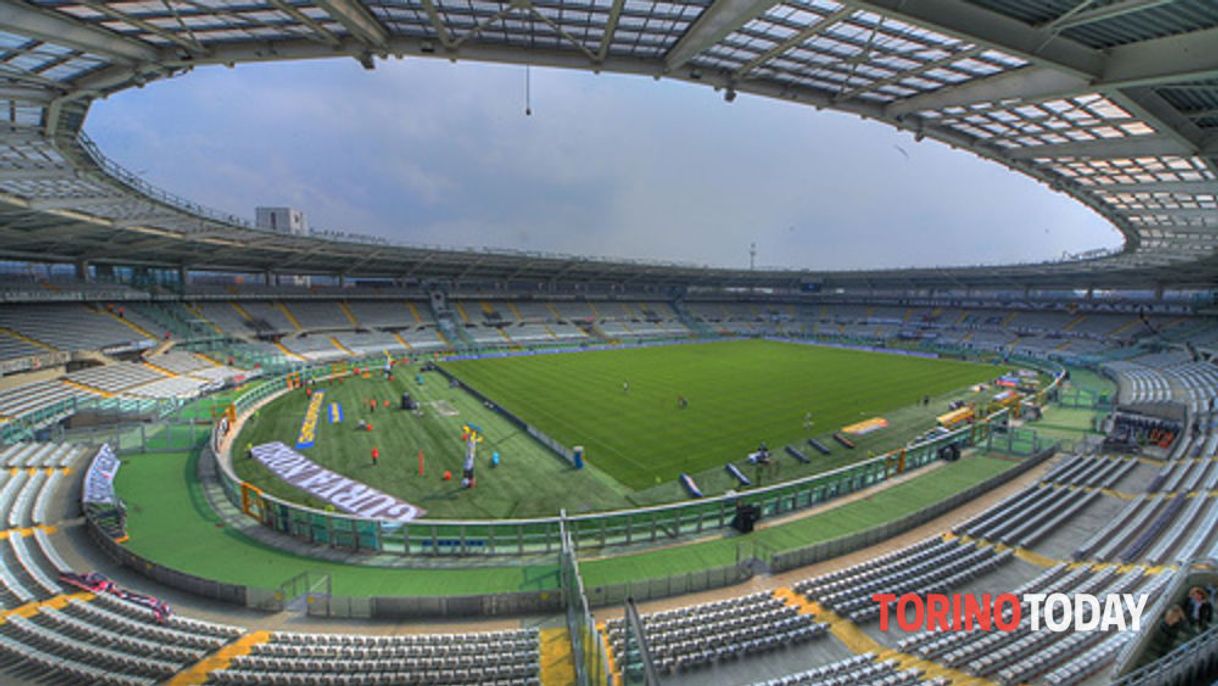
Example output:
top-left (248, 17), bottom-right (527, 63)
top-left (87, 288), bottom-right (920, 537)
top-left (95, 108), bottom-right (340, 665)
top-left (0, 0), bottom-right (1215, 290)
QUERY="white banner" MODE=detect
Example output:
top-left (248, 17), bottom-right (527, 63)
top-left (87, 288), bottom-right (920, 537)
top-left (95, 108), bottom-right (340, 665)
top-left (252, 442), bottom-right (425, 522)
top-left (82, 443), bottom-right (121, 506)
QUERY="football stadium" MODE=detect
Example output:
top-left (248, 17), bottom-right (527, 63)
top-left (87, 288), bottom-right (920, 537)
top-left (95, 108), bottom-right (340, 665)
top-left (0, 1), bottom-right (1215, 685)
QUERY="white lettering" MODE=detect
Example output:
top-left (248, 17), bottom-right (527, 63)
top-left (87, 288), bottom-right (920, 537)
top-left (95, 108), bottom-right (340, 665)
top-left (1124, 593), bottom-right (1149, 632)
top-left (250, 442), bottom-right (424, 520)
top-left (1075, 595), bottom-right (1100, 631)
top-left (1024, 593), bottom-right (1045, 631)
top-left (1044, 593), bottom-right (1071, 632)
top-left (1101, 594), bottom-right (1127, 631)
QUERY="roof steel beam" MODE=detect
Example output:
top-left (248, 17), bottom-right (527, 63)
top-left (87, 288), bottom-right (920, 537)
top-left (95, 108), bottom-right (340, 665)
top-left (418, 0), bottom-right (454, 49)
top-left (732, 6), bottom-right (853, 80)
top-left (1126, 209), bottom-right (1218, 220)
top-left (886, 67), bottom-right (1088, 118)
top-left (846, 0), bottom-right (1104, 77)
top-left (1044, 0), bottom-right (1175, 31)
top-left (1094, 181), bottom-right (1218, 194)
top-left (1005, 134), bottom-right (1214, 160)
top-left (314, 0), bottom-right (388, 54)
top-left (75, 1), bottom-right (207, 55)
top-left (0, 1), bottom-right (158, 64)
top-left (1103, 26), bottom-right (1218, 89)
top-left (596, 0), bottom-right (626, 62)
top-left (665, 0), bottom-right (783, 71)
top-left (267, 0), bottom-right (342, 47)
top-left (888, 26), bottom-right (1218, 118)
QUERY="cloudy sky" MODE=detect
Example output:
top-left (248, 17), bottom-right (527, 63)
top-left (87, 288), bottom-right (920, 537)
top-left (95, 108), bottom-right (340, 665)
top-left (86, 57), bottom-right (1122, 271)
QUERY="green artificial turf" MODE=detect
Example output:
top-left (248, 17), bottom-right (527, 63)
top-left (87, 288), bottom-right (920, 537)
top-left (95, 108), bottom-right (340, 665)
top-left (116, 450), bottom-right (559, 597)
top-left (1064, 367), bottom-right (1117, 399)
top-left (232, 368), bottom-right (634, 518)
top-left (115, 449), bottom-right (1014, 596)
top-left (578, 454), bottom-right (1017, 588)
top-left (443, 340), bottom-right (998, 489)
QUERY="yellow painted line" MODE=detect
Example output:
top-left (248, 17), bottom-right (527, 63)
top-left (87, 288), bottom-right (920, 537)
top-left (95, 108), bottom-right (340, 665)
top-left (274, 302), bottom-right (303, 331)
top-left (539, 626), bottom-right (575, 686)
top-left (801, 598), bottom-right (996, 686)
top-left (406, 301), bottom-right (424, 324)
top-left (230, 302), bottom-right (254, 321)
top-left (1012, 547), bottom-right (1059, 568)
top-left (954, 535), bottom-right (1065, 570)
top-left (338, 301), bottom-right (360, 327)
top-left (273, 341), bottom-right (306, 361)
top-left (597, 621), bottom-right (621, 686)
top-left (102, 309), bottom-right (156, 340)
top-left (185, 304), bottom-right (225, 336)
top-left (392, 332), bottom-right (413, 351)
top-left (0, 525), bottom-right (58, 540)
top-left (0, 592), bottom-right (93, 623)
top-left (329, 337), bottom-right (354, 356)
top-left (1044, 483), bottom-right (1137, 501)
top-left (62, 378), bottom-right (113, 398)
top-left (542, 323), bottom-right (558, 339)
top-left (169, 630), bottom-right (270, 685)
top-left (967, 535), bottom-right (1174, 576)
top-left (546, 303), bottom-right (563, 320)
top-left (497, 328), bottom-right (513, 343)
top-left (193, 351), bottom-right (223, 367)
top-left (144, 360), bottom-right (177, 377)
top-left (0, 327), bottom-right (56, 352)
top-left (434, 327), bottom-right (452, 348)
top-left (454, 301), bottom-right (472, 324)
top-left (506, 302), bottom-right (524, 320)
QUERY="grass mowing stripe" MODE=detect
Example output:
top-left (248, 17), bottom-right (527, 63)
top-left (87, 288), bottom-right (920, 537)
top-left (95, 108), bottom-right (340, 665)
top-left (444, 340), bottom-right (998, 489)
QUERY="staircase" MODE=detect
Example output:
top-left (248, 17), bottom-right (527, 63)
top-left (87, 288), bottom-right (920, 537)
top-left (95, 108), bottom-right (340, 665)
top-left (427, 289), bottom-right (473, 351)
top-left (672, 299), bottom-right (715, 337)
top-left (130, 302), bottom-right (219, 342)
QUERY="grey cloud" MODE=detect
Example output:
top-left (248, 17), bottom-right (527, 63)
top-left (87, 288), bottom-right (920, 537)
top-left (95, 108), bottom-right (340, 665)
top-left (86, 57), bottom-right (1122, 271)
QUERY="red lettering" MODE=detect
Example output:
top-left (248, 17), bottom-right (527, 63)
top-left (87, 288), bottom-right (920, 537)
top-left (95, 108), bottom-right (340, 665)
top-left (872, 594), bottom-right (897, 631)
top-left (993, 594), bottom-right (1021, 631)
top-left (963, 593), bottom-right (991, 631)
top-left (926, 594), bottom-right (950, 631)
top-left (896, 594), bottom-right (924, 632)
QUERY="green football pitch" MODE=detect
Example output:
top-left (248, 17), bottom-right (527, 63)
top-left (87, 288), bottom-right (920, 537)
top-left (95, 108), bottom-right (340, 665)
top-left (443, 339), bottom-right (997, 489)
top-left (233, 339), bottom-right (999, 517)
